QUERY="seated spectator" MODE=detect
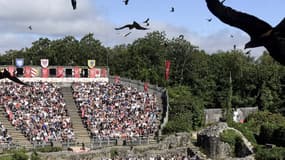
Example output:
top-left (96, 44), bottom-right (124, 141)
top-left (72, 82), bottom-right (161, 140)
top-left (0, 82), bottom-right (75, 144)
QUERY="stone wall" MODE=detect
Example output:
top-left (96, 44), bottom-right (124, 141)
top-left (204, 107), bottom-right (258, 124)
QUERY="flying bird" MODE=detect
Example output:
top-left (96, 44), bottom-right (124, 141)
top-left (28, 25), bottom-right (32, 30)
top-left (206, 18), bottom-right (212, 22)
top-left (205, 0), bottom-right (285, 65)
top-left (170, 7), bottom-right (175, 12)
top-left (245, 50), bottom-right (251, 55)
top-left (230, 35), bottom-right (234, 38)
top-left (143, 18), bottom-right (150, 26)
top-left (0, 69), bottom-right (29, 86)
top-left (123, 0), bottom-right (129, 5)
top-left (71, 0), bottom-right (76, 10)
top-left (115, 21), bottom-right (149, 30)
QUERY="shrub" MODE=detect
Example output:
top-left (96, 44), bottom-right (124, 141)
top-left (12, 151), bottom-right (28, 160)
top-left (255, 146), bottom-right (285, 160)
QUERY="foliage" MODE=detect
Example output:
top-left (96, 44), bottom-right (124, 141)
top-left (35, 146), bottom-right (62, 153)
top-left (110, 148), bottom-right (118, 159)
top-left (255, 146), bottom-right (285, 160)
top-left (11, 151), bottom-right (28, 160)
top-left (30, 151), bottom-right (41, 160)
top-left (220, 129), bottom-right (244, 157)
top-left (162, 85), bottom-right (204, 134)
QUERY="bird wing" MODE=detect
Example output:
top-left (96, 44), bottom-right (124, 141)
top-left (71, 0), bottom-right (76, 10)
top-left (133, 21), bottom-right (148, 30)
top-left (7, 76), bottom-right (29, 86)
top-left (274, 18), bottom-right (285, 37)
top-left (205, 0), bottom-right (272, 38)
top-left (115, 24), bottom-right (132, 30)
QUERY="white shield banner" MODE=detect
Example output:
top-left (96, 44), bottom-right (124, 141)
top-left (40, 59), bottom-right (49, 68)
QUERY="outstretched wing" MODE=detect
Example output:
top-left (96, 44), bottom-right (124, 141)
top-left (115, 24), bottom-right (132, 30)
top-left (133, 21), bottom-right (148, 30)
top-left (8, 76), bottom-right (30, 86)
top-left (205, 0), bottom-right (272, 39)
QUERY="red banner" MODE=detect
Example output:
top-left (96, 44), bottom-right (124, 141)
top-left (144, 82), bottom-right (149, 92)
top-left (165, 60), bottom-right (171, 80)
top-left (95, 68), bottom-right (101, 77)
top-left (42, 68), bottom-right (49, 78)
top-left (89, 68), bottom-right (95, 78)
top-left (56, 66), bottom-right (64, 78)
top-left (114, 75), bottom-right (120, 83)
top-left (74, 66), bottom-right (80, 78)
top-left (24, 66), bottom-right (31, 78)
top-left (100, 67), bottom-right (107, 77)
top-left (8, 66), bottom-right (15, 76)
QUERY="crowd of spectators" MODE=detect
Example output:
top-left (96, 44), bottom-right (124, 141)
top-left (0, 82), bottom-right (75, 144)
top-left (72, 82), bottom-right (161, 140)
top-left (0, 122), bottom-right (12, 144)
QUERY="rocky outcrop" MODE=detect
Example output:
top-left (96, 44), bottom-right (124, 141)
top-left (197, 122), bottom-right (253, 160)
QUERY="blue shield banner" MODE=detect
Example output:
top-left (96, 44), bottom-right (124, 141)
top-left (15, 58), bottom-right (24, 68)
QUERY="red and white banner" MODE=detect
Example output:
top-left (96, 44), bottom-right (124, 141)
top-left (31, 68), bottom-right (39, 77)
top-left (165, 60), bottom-right (171, 81)
top-left (74, 66), bottom-right (80, 78)
top-left (42, 68), bottom-right (49, 78)
top-left (95, 68), bottom-right (101, 78)
top-left (100, 67), bottom-right (107, 77)
top-left (89, 68), bottom-right (96, 78)
top-left (24, 66), bottom-right (31, 78)
top-left (56, 66), bottom-right (64, 78)
top-left (8, 66), bottom-right (15, 76)
top-left (114, 75), bottom-right (120, 83)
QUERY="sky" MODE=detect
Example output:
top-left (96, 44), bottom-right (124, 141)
top-left (0, 0), bottom-right (284, 58)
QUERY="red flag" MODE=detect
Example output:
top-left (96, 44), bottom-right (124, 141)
top-left (42, 68), bottom-right (49, 78)
top-left (100, 67), bottom-right (107, 77)
top-left (144, 82), bottom-right (149, 92)
top-left (74, 66), bottom-right (80, 78)
top-left (165, 60), bottom-right (171, 80)
top-left (24, 66), bottom-right (31, 78)
top-left (95, 68), bottom-right (101, 77)
top-left (89, 68), bottom-right (96, 78)
top-left (114, 75), bottom-right (120, 83)
top-left (56, 66), bottom-right (64, 78)
top-left (8, 66), bottom-right (15, 76)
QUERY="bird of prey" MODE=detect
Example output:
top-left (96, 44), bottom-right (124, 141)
top-left (220, 0), bottom-right (226, 4)
top-left (206, 18), bottom-right (212, 22)
top-left (143, 18), bottom-right (150, 26)
top-left (179, 34), bottom-right (184, 39)
top-left (71, 0), bottom-right (76, 10)
top-left (205, 0), bottom-right (285, 65)
top-left (115, 21), bottom-right (149, 30)
top-left (28, 25), bottom-right (32, 30)
top-left (0, 69), bottom-right (29, 86)
top-left (170, 7), bottom-right (175, 12)
top-left (123, 0), bottom-right (129, 5)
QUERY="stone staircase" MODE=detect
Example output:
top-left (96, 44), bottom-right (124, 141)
top-left (0, 105), bottom-right (32, 148)
top-left (61, 87), bottom-right (91, 145)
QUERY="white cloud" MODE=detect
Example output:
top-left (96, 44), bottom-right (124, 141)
top-left (0, 0), bottom-right (266, 58)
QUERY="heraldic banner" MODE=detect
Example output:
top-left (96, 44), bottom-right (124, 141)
top-left (8, 66), bottom-right (15, 76)
top-left (24, 66), bottom-right (31, 78)
top-left (56, 66), bottom-right (64, 78)
top-left (40, 59), bottom-right (49, 68)
top-left (100, 67), bottom-right (107, 77)
top-left (74, 66), bottom-right (81, 78)
top-left (42, 68), bottom-right (49, 78)
top-left (15, 58), bottom-right (24, 68)
top-left (88, 60), bottom-right (96, 68)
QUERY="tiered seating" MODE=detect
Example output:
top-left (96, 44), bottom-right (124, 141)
top-left (0, 82), bottom-right (75, 144)
top-left (72, 82), bottom-right (161, 140)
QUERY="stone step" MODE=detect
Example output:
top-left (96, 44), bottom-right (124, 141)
top-left (62, 87), bottom-right (90, 144)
